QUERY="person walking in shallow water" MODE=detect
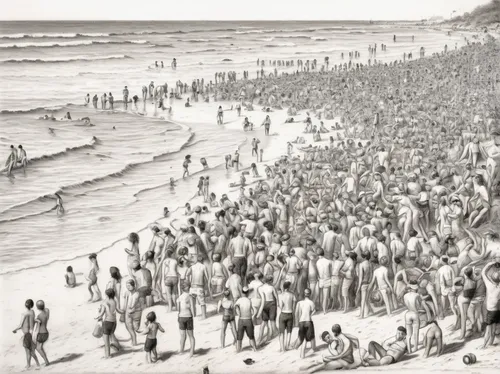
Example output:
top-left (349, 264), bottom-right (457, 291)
top-left (86, 253), bottom-right (102, 302)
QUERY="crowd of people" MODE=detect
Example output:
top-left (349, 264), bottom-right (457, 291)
top-left (13, 34), bottom-right (500, 371)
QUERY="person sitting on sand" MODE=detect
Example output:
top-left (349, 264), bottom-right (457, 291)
top-left (185, 98), bottom-right (191, 108)
top-left (65, 266), bottom-right (76, 288)
top-left (363, 326), bottom-right (407, 366)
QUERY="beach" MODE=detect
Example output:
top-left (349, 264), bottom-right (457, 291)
top-left (1, 20), bottom-right (500, 374)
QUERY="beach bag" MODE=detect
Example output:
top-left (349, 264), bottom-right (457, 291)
top-left (93, 321), bottom-right (103, 338)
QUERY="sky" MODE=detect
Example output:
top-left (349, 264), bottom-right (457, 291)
top-left (1, 0), bottom-right (490, 21)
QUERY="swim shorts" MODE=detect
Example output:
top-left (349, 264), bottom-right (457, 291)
top-left (237, 319), bottom-right (255, 341)
top-left (279, 312), bottom-right (293, 333)
top-left (102, 321), bottom-right (117, 335)
top-left (138, 286), bottom-right (152, 298)
top-left (144, 338), bottom-right (157, 352)
top-left (189, 286), bottom-right (206, 306)
top-left (222, 314), bottom-right (235, 323)
top-left (486, 310), bottom-right (500, 325)
top-left (298, 321), bottom-right (315, 342)
top-left (319, 278), bottom-right (332, 288)
top-left (164, 276), bottom-right (178, 287)
top-left (144, 338), bottom-right (158, 352)
top-left (262, 301), bottom-right (277, 322)
top-left (178, 317), bottom-right (194, 331)
top-left (36, 333), bottom-right (49, 344)
top-left (22, 333), bottom-right (33, 350)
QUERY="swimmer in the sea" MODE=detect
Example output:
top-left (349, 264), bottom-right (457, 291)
top-left (4, 145), bottom-right (17, 175)
top-left (63, 112), bottom-right (72, 120)
top-left (170, 177), bottom-right (176, 187)
top-left (171, 58), bottom-right (177, 69)
top-left (65, 266), bottom-right (76, 288)
top-left (163, 207), bottom-right (170, 217)
top-left (54, 193), bottom-right (64, 215)
top-left (17, 145), bottom-right (27, 170)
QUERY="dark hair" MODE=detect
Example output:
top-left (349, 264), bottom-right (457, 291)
top-left (105, 288), bottom-right (116, 299)
top-left (317, 248), bottom-right (325, 256)
top-left (409, 229), bottom-right (418, 237)
top-left (321, 331), bottom-right (330, 341)
top-left (361, 250), bottom-right (371, 260)
top-left (331, 324), bottom-right (342, 335)
top-left (25, 299), bottom-right (34, 309)
top-left (397, 326), bottom-right (407, 334)
top-left (146, 311), bottom-right (156, 322)
top-left (283, 281), bottom-right (291, 290)
top-left (128, 232), bottom-right (139, 245)
top-left (110, 266), bottom-right (122, 282)
top-left (66, 266), bottom-right (73, 272)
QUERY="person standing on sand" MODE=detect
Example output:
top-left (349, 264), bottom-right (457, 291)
top-left (235, 286), bottom-right (258, 352)
top-left (217, 106), bottom-right (224, 125)
top-left (33, 300), bottom-right (50, 366)
top-left (124, 232), bottom-right (140, 280)
top-left (256, 275), bottom-right (279, 346)
top-left (86, 253), bottom-right (102, 302)
top-left (106, 267), bottom-right (122, 309)
top-left (162, 249), bottom-right (179, 312)
top-left (177, 283), bottom-right (196, 357)
top-left (138, 311), bottom-right (165, 364)
top-left (261, 115), bottom-right (271, 136)
top-left (13, 299), bottom-right (40, 370)
top-left (481, 260), bottom-right (500, 349)
top-left (294, 288), bottom-right (317, 358)
top-left (123, 279), bottom-right (141, 346)
top-left (186, 255), bottom-right (211, 319)
top-left (84, 93), bottom-right (90, 106)
top-left (95, 288), bottom-right (124, 358)
top-left (278, 281), bottom-right (296, 352)
top-left (92, 94), bottom-right (98, 108)
top-left (218, 289), bottom-right (237, 348)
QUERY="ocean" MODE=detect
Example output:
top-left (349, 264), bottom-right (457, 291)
top-left (0, 21), bottom-right (466, 274)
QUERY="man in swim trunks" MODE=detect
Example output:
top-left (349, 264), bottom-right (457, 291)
top-left (13, 299), bottom-right (40, 369)
top-left (177, 283), bottom-right (196, 357)
top-left (257, 275), bottom-right (279, 345)
top-left (235, 286), bottom-right (258, 352)
top-left (294, 288), bottom-right (317, 358)
top-left (186, 255), bottom-right (211, 319)
top-left (278, 281), bottom-right (296, 351)
top-left (364, 326), bottom-right (407, 366)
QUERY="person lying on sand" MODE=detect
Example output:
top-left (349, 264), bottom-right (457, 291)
top-left (362, 326), bottom-right (408, 366)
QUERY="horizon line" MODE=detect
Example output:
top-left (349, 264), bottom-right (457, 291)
top-left (0, 19), bottom-right (436, 22)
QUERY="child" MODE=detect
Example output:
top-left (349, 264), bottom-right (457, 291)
top-left (139, 312), bottom-right (165, 363)
top-left (86, 253), bottom-right (102, 302)
top-left (65, 266), bottom-right (76, 288)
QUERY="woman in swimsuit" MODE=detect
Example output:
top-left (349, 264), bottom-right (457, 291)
top-left (217, 289), bottom-right (237, 348)
top-left (86, 253), bottom-right (102, 302)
